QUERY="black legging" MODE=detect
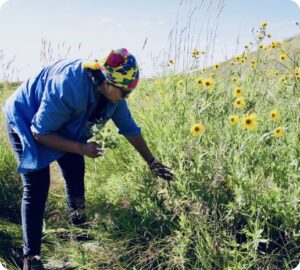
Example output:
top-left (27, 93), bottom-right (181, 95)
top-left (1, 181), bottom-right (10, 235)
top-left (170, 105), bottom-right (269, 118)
top-left (6, 124), bottom-right (85, 256)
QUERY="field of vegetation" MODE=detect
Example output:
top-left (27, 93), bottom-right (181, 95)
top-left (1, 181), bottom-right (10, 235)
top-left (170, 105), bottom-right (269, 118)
top-left (0, 20), bottom-right (299, 269)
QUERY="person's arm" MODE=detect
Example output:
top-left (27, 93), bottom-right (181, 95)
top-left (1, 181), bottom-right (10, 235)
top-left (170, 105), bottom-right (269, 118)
top-left (125, 134), bottom-right (174, 181)
top-left (30, 76), bottom-right (102, 158)
top-left (125, 134), bottom-right (154, 163)
top-left (112, 100), bottom-right (173, 180)
top-left (33, 132), bottom-right (103, 158)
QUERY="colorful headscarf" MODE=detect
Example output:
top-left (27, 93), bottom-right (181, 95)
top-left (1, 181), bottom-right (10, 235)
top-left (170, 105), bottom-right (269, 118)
top-left (100, 48), bottom-right (139, 91)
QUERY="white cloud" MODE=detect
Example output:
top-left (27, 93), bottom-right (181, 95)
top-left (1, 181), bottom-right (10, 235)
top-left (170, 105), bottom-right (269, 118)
top-left (101, 18), bottom-right (113, 23)
top-left (0, 0), bottom-right (9, 9)
top-left (83, 17), bottom-right (114, 27)
top-left (115, 23), bottom-right (124, 29)
top-left (141, 21), bottom-right (151, 26)
top-left (156, 20), bottom-right (166, 25)
top-left (272, 19), bottom-right (299, 27)
top-left (289, 0), bottom-right (300, 9)
top-left (140, 20), bottom-right (166, 27)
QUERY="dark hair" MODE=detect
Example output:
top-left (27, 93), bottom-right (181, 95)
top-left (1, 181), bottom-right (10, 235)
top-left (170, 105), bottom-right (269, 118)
top-left (86, 63), bottom-right (106, 86)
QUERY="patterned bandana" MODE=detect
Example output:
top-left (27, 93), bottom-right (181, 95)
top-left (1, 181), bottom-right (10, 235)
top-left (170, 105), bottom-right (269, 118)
top-left (100, 48), bottom-right (139, 91)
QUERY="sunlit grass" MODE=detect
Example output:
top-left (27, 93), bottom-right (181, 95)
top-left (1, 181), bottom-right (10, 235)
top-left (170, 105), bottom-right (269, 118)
top-left (0, 18), bottom-right (299, 270)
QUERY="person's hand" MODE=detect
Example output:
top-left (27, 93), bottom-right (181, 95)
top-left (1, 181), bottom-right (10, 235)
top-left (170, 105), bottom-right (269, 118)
top-left (148, 158), bottom-right (174, 181)
top-left (79, 142), bottom-right (104, 158)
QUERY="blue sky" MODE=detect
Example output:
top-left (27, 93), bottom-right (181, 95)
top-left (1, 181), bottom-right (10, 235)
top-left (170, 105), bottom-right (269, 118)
top-left (0, 0), bottom-right (299, 80)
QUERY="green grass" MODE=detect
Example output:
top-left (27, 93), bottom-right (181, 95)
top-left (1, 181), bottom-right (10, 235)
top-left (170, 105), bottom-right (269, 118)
top-left (0, 35), bottom-right (299, 269)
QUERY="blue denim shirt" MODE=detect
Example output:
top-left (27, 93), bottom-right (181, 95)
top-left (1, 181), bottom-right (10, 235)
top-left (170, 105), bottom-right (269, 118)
top-left (2, 59), bottom-right (141, 173)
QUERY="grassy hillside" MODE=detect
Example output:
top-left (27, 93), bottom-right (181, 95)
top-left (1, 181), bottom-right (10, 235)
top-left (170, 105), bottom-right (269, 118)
top-left (0, 34), bottom-right (299, 269)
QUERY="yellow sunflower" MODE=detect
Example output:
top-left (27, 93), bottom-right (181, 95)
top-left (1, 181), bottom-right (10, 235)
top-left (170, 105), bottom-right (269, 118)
top-left (229, 115), bottom-right (239, 126)
top-left (202, 78), bottom-right (214, 90)
top-left (192, 49), bottom-right (200, 57)
top-left (261, 21), bottom-right (268, 29)
top-left (168, 59), bottom-right (175, 66)
top-left (233, 87), bottom-right (242, 97)
top-left (190, 124), bottom-right (205, 137)
top-left (234, 97), bottom-right (246, 109)
top-left (274, 126), bottom-right (284, 138)
top-left (270, 109), bottom-right (280, 122)
top-left (236, 55), bottom-right (242, 62)
top-left (271, 41), bottom-right (277, 49)
top-left (242, 114), bottom-right (258, 131)
top-left (294, 67), bottom-right (300, 78)
top-left (196, 77), bottom-right (203, 85)
top-left (251, 61), bottom-right (257, 69)
top-left (280, 53), bottom-right (287, 61)
top-left (257, 33), bottom-right (263, 40)
top-left (278, 76), bottom-right (287, 83)
top-left (231, 77), bottom-right (239, 83)
top-left (178, 80), bottom-right (184, 87)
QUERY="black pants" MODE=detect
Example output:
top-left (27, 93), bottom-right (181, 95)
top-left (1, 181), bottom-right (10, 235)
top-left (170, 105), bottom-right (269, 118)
top-left (7, 124), bottom-right (85, 256)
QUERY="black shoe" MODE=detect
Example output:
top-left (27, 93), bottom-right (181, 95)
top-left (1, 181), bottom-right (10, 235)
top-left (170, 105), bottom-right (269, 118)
top-left (69, 209), bottom-right (86, 226)
top-left (23, 255), bottom-right (45, 270)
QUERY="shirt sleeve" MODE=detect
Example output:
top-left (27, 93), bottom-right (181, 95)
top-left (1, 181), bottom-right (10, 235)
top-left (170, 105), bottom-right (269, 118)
top-left (30, 76), bottom-right (75, 135)
top-left (111, 99), bottom-right (141, 136)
